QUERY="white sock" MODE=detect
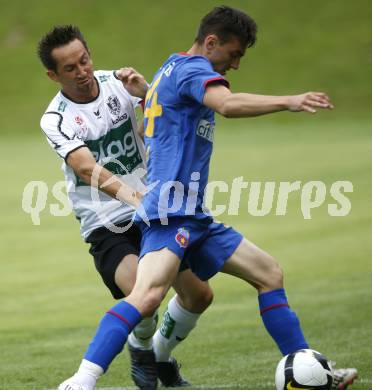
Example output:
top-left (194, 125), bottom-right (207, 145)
top-left (128, 311), bottom-right (158, 350)
top-left (153, 295), bottom-right (200, 362)
top-left (70, 359), bottom-right (103, 389)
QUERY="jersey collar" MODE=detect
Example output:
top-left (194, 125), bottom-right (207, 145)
top-left (61, 77), bottom-right (100, 105)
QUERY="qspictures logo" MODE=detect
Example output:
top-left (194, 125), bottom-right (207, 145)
top-left (21, 166), bottom-right (353, 230)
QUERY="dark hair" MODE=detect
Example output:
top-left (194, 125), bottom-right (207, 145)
top-left (195, 6), bottom-right (257, 48)
top-left (37, 25), bottom-right (89, 72)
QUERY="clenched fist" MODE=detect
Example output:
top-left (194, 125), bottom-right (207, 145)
top-left (115, 67), bottom-right (148, 99)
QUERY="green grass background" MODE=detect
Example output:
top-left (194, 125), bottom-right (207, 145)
top-left (0, 1), bottom-right (371, 389)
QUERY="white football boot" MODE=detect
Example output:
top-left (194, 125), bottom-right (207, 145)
top-left (58, 376), bottom-right (92, 390)
top-left (332, 367), bottom-right (358, 389)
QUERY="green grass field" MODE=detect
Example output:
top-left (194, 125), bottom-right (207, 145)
top-left (1, 118), bottom-right (371, 389)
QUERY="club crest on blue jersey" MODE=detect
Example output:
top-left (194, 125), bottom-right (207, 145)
top-left (175, 228), bottom-right (190, 248)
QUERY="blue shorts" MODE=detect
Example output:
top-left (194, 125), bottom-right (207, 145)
top-left (137, 217), bottom-right (243, 281)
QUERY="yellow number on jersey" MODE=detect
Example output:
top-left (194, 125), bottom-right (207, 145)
top-left (144, 73), bottom-right (163, 137)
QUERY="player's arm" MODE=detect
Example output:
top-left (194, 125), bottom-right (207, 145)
top-left (66, 147), bottom-right (142, 208)
top-left (203, 84), bottom-right (333, 118)
top-left (115, 67), bottom-right (147, 140)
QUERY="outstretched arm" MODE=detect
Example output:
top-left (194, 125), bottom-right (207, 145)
top-left (203, 84), bottom-right (333, 118)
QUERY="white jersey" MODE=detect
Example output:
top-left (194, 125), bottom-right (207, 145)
top-left (40, 70), bottom-right (146, 239)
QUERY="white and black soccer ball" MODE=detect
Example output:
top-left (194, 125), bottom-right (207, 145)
top-left (275, 349), bottom-right (333, 390)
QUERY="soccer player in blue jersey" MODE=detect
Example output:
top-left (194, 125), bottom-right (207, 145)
top-left (62, 6), bottom-right (357, 389)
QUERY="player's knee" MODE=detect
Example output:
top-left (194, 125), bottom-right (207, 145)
top-left (194, 284), bottom-right (214, 312)
top-left (264, 259), bottom-right (283, 290)
top-left (248, 251), bottom-right (284, 292)
top-left (199, 285), bottom-right (214, 311)
top-left (178, 284), bottom-right (214, 313)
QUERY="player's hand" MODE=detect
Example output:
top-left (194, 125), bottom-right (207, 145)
top-left (116, 67), bottom-right (148, 99)
top-left (287, 92), bottom-right (334, 113)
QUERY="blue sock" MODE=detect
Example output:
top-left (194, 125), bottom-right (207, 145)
top-left (258, 288), bottom-right (309, 355)
top-left (84, 301), bottom-right (142, 371)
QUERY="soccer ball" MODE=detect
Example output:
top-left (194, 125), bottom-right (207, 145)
top-left (275, 349), bottom-right (333, 390)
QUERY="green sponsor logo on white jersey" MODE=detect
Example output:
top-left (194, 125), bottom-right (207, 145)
top-left (99, 75), bottom-right (111, 83)
top-left (58, 101), bottom-right (67, 112)
top-left (75, 118), bottom-right (142, 186)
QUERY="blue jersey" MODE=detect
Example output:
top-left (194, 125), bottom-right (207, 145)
top-left (135, 53), bottom-right (229, 223)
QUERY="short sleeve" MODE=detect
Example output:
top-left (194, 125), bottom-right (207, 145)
top-left (176, 57), bottom-right (229, 103)
top-left (40, 111), bottom-right (86, 160)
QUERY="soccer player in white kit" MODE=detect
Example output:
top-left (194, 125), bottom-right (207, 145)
top-left (38, 25), bottom-right (213, 389)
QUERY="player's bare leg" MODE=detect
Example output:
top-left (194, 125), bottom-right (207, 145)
top-left (221, 238), bottom-right (283, 292)
top-left (113, 254), bottom-right (159, 389)
top-left (87, 248), bottom-right (179, 386)
top-left (173, 270), bottom-right (214, 313)
top-left (125, 259), bottom-right (213, 388)
top-left (221, 239), bottom-right (358, 389)
top-left (221, 238), bottom-right (309, 355)
top-left (58, 253), bottom-right (156, 390)
top-left (59, 251), bottom-right (210, 390)
top-left (126, 248), bottom-right (182, 316)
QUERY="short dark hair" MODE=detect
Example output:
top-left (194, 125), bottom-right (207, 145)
top-left (37, 25), bottom-right (89, 72)
top-left (195, 6), bottom-right (257, 48)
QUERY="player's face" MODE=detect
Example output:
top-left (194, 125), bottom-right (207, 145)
top-left (47, 39), bottom-right (95, 98)
top-left (207, 35), bottom-right (246, 75)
